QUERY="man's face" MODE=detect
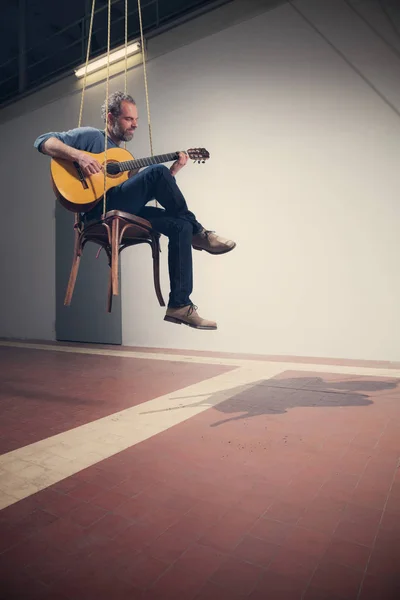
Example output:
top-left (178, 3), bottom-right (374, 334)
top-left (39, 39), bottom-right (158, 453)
top-left (109, 100), bottom-right (138, 142)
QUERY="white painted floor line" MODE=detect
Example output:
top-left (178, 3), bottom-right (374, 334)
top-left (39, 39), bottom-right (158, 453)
top-left (1, 341), bottom-right (399, 511)
top-left (0, 363), bottom-right (281, 511)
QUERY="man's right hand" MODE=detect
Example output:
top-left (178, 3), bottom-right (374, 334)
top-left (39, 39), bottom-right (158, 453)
top-left (41, 138), bottom-right (104, 176)
top-left (78, 152), bottom-right (103, 176)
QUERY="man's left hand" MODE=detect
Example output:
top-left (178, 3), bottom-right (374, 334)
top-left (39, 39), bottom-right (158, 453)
top-left (170, 151), bottom-right (188, 176)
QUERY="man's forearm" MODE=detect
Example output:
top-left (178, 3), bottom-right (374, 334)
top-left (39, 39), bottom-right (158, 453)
top-left (170, 151), bottom-right (188, 177)
top-left (41, 137), bottom-right (83, 162)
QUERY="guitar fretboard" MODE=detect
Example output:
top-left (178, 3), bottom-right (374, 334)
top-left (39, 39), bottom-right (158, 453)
top-left (118, 153), bottom-right (179, 172)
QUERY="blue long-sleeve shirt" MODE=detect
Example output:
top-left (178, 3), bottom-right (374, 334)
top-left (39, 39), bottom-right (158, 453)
top-left (33, 126), bottom-right (118, 153)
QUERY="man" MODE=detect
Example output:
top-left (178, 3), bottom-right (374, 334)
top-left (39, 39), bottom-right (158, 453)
top-left (34, 91), bottom-right (236, 330)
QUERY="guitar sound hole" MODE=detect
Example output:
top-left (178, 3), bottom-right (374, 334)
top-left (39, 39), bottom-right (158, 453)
top-left (106, 162), bottom-right (121, 176)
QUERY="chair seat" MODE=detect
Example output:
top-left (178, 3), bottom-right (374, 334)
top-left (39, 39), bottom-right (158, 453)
top-left (82, 210), bottom-right (158, 243)
top-left (103, 210), bottom-right (153, 229)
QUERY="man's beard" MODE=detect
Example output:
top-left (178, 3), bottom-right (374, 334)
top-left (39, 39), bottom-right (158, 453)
top-left (111, 120), bottom-right (134, 142)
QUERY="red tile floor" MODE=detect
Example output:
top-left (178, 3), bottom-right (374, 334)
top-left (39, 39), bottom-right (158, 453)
top-left (0, 344), bottom-right (399, 599)
top-left (0, 346), bottom-right (234, 454)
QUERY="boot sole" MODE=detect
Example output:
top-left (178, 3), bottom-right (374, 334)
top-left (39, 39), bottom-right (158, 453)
top-left (192, 242), bottom-right (236, 255)
top-left (164, 315), bottom-right (217, 330)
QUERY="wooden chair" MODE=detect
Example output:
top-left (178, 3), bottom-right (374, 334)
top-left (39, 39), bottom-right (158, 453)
top-left (64, 210), bottom-right (165, 312)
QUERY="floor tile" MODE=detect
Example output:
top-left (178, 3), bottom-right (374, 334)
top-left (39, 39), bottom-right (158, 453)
top-left (309, 561), bottom-right (364, 599)
top-left (322, 538), bottom-right (371, 572)
top-left (1, 347), bottom-right (400, 600)
top-left (210, 555), bottom-right (263, 595)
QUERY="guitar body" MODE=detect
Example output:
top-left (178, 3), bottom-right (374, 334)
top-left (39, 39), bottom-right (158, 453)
top-left (50, 145), bottom-right (210, 213)
top-left (50, 147), bottom-right (133, 213)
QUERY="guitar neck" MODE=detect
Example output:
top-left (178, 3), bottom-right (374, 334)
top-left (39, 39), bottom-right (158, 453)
top-left (118, 152), bottom-right (180, 172)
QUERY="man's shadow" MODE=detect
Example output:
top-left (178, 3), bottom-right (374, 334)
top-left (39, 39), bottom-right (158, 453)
top-left (207, 376), bottom-right (397, 426)
top-left (141, 376), bottom-right (398, 427)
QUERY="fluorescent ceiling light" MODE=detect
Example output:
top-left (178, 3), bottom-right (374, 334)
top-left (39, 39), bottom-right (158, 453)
top-left (75, 41), bottom-right (141, 78)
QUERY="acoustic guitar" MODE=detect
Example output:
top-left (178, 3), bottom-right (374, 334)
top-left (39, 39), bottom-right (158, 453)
top-left (50, 146), bottom-right (210, 212)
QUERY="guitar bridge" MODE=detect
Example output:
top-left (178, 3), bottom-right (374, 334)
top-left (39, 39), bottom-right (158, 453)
top-left (73, 162), bottom-right (89, 189)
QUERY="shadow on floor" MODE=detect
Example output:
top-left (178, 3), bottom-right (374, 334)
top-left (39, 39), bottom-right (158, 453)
top-left (141, 375), bottom-right (398, 427)
top-left (207, 376), bottom-right (396, 427)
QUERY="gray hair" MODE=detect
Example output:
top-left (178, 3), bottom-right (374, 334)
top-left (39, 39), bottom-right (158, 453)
top-left (101, 91), bottom-right (136, 122)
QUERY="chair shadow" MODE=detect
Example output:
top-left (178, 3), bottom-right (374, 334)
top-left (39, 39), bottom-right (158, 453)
top-left (140, 376), bottom-right (398, 427)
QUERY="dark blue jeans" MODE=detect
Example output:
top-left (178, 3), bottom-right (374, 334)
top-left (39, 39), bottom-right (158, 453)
top-left (87, 165), bottom-right (203, 307)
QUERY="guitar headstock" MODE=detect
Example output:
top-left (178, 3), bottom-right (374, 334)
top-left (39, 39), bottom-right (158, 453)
top-left (186, 148), bottom-right (210, 163)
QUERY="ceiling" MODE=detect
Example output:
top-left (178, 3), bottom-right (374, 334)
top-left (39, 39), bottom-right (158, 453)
top-left (0, 0), bottom-right (230, 107)
top-left (2, 0), bottom-right (400, 110)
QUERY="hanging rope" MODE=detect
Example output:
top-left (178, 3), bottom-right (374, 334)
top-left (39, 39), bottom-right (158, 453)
top-left (76, 0), bottom-right (155, 218)
top-left (78, 0), bottom-right (96, 128)
top-left (125, 0), bottom-right (129, 96)
top-left (103, 0), bottom-right (112, 217)
top-left (137, 0), bottom-right (154, 157)
top-left (123, 0), bottom-right (129, 150)
top-left (75, 0), bottom-right (96, 227)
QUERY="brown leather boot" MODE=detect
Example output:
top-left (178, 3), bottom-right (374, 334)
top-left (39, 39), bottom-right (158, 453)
top-left (192, 229), bottom-right (236, 255)
top-left (164, 304), bottom-right (217, 330)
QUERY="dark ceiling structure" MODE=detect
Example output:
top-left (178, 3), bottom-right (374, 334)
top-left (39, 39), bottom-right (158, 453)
top-left (0, 0), bottom-right (230, 108)
top-left (2, 1), bottom-right (400, 110)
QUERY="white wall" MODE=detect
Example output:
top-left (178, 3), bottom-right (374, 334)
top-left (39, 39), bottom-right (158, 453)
top-left (1, 0), bottom-right (400, 362)
top-left (121, 0), bottom-right (400, 360)
top-left (0, 0), bottom-right (269, 343)
top-left (0, 107), bottom-right (57, 340)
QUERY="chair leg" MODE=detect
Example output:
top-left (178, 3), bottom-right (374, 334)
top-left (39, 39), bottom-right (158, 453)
top-left (64, 231), bottom-right (82, 306)
top-left (111, 217), bottom-right (120, 296)
top-left (107, 267), bottom-right (113, 313)
top-left (151, 237), bottom-right (165, 307)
